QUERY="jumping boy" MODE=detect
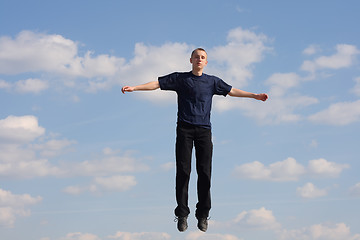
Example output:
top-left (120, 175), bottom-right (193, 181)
top-left (121, 48), bottom-right (268, 232)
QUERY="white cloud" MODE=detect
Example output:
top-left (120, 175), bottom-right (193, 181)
top-left (268, 158), bottom-right (307, 181)
top-left (0, 154), bottom-right (62, 178)
top-left (0, 141), bottom-right (65, 178)
top-left (211, 207), bottom-right (281, 233)
top-left (94, 175), bottom-right (136, 192)
top-left (186, 231), bottom-right (241, 240)
top-left (32, 138), bottom-right (77, 158)
top-left (108, 231), bottom-right (171, 240)
top-left (296, 182), bottom-right (328, 198)
top-left (65, 149), bottom-right (149, 177)
top-left (63, 175), bottom-right (138, 195)
top-left (0, 188), bottom-right (42, 228)
top-left (62, 185), bottom-right (83, 195)
top-left (14, 78), bottom-right (49, 93)
top-left (234, 157), bottom-right (348, 181)
top-left (0, 115), bottom-right (147, 182)
top-left (59, 232), bottom-right (101, 240)
top-left (266, 73), bottom-right (301, 97)
top-left (351, 77), bottom-right (360, 96)
top-left (308, 158), bottom-right (349, 178)
top-left (2, 31), bottom-right (359, 128)
top-left (0, 31), bottom-right (124, 77)
top-left (308, 100), bottom-right (360, 125)
top-left (0, 79), bottom-right (11, 89)
top-left (0, 31), bottom-right (78, 74)
top-left (0, 115), bottom-right (68, 178)
top-left (214, 93), bottom-right (318, 124)
top-left (0, 29), bottom-right (271, 97)
top-left (55, 214), bottom-right (360, 240)
top-left (0, 115), bottom-right (45, 144)
top-left (303, 45), bottom-right (321, 56)
top-left (310, 139), bottom-right (318, 148)
top-left (0, 30), bottom-right (126, 88)
top-left (301, 44), bottom-right (360, 73)
top-left (160, 161), bottom-right (175, 171)
top-left (210, 207), bottom-right (360, 240)
top-left (62, 148), bottom-right (151, 195)
top-left (216, 43), bottom-right (358, 125)
top-left (0, 30), bottom-right (188, 93)
top-left (261, 72), bottom-right (318, 124)
top-left (0, 29), bottom-right (274, 125)
top-left (214, 71), bottom-right (318, 124)
top-left (72, 51), bottom-right (125, 78)
top-left (233, 157), bottom-right (305, 181)
top-left (279, 223), bottom-right (360, 240)
top-left (349, 182), bottom-right (360, 196)
top-left (233, 161), bottom-right (271, 180)
top-left (233, 207), bottom-right (281, 230)
top-left (209, 27), bottom-right (271, 88)
top-left (99, 41), bottom-right (191, 96)
top-left (0, 78), bottom-right (49, 94)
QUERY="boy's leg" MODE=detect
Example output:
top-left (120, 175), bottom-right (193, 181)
top-left (194, 127), bottom-right (213, 219)
top-left (174, 122), bottom-right (194, 218)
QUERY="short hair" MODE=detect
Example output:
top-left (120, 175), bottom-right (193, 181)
top-left (191, 48), bottom-right (207, 57)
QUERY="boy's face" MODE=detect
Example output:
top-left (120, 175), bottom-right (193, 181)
top-left (190, 50), bottom-right (208, 70)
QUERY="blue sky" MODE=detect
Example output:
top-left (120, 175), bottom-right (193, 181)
top-left (1, 0), bottom-right (360, 239)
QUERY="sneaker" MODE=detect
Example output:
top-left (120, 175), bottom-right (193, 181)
top-left (197, 217), bottom-right (208, 232)
top-left (175, 216), bottom-right (188, 232)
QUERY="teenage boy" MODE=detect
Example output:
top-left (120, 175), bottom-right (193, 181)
top-left (121, 48), bottom-right (268, 232)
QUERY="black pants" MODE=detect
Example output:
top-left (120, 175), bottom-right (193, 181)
top-left (174, 121), bottom-right (213, 219)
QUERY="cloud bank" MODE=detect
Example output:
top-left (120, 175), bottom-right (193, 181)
top-left (1, 30), bottom-right (360, 125)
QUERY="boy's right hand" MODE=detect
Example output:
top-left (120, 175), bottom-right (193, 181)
top-left (121, 86), bottom-right (135, 94)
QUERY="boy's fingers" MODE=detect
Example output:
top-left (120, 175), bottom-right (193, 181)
top-left (121, 86), bottom-right (129, 93)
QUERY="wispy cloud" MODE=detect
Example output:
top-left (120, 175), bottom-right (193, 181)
top-left (296, 182), bottom-right (328, 198)
top-left (2, 30), bottom-right (359, 126)
top-left (14, 78), bottom-right (49, 94)
top-left (0, 115), bottom-right (148, 193)
top-left (211, 207), bottom-right (360, 240)
top-left (301, 44), bottom-right (360, 73)
top-left (58, 232), bottom-right (101, 240)
top-left (278, 222), bottom-right (360, 240)
top-left (0, 188), bottom-right (42, 228)
top-left (233, 157), bottom-right (349, 181)
top-left (349, 182), bottom-right (360, 197)
top-left (108, 231), bottom-right (171, 240)
top-left (0, 31), bottom-right (124, 77)
top-left (45, 207), bottom-right (360, 240)
top-left (308, 100), bottom-right (360, 126)
top-left (303, 44), bottom-right (321, 56)
top-left (0, 115), bottom-right (45, 144)
top-left (185, 231), bottom-right (241, 240)
top-left (351, 77), bottom-right (360, 96)
top-left (63, 175), bottom-right (137, 195)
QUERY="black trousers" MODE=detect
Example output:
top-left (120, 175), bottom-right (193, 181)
top-left (174, 121), bottom-right (213, 219)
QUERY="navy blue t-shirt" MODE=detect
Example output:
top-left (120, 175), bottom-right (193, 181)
top-left (158, 71), bottom-right (232, 128)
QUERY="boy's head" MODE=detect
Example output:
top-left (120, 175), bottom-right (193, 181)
top-left (190, 48), bottom-right (208, 71)
top-left (191, 48), bottom-right (207, 58)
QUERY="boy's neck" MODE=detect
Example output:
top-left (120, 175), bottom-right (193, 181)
top-left (192, 69), bottom-right (203, 76)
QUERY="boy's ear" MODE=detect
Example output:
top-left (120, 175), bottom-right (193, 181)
top-left (190, 57), bottom-right (193, 63)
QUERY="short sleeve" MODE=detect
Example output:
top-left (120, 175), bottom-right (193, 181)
top-left (158, 72), bottom-right (179, 91)
top-left (214, 77), bottom-right (232, 96)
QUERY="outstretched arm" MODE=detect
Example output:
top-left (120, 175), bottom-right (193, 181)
top-left (121, 81), bottom-right (160, 94)
top-left (228, 88), bottom-right (268, 101)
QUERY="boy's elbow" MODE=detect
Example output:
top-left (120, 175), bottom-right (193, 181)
top-left (228, 88), bottom-right (236, 97)
top-left (154, 81), bottom-right (160, 90)
top-left (227, 88), bottom-right (234, 97)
